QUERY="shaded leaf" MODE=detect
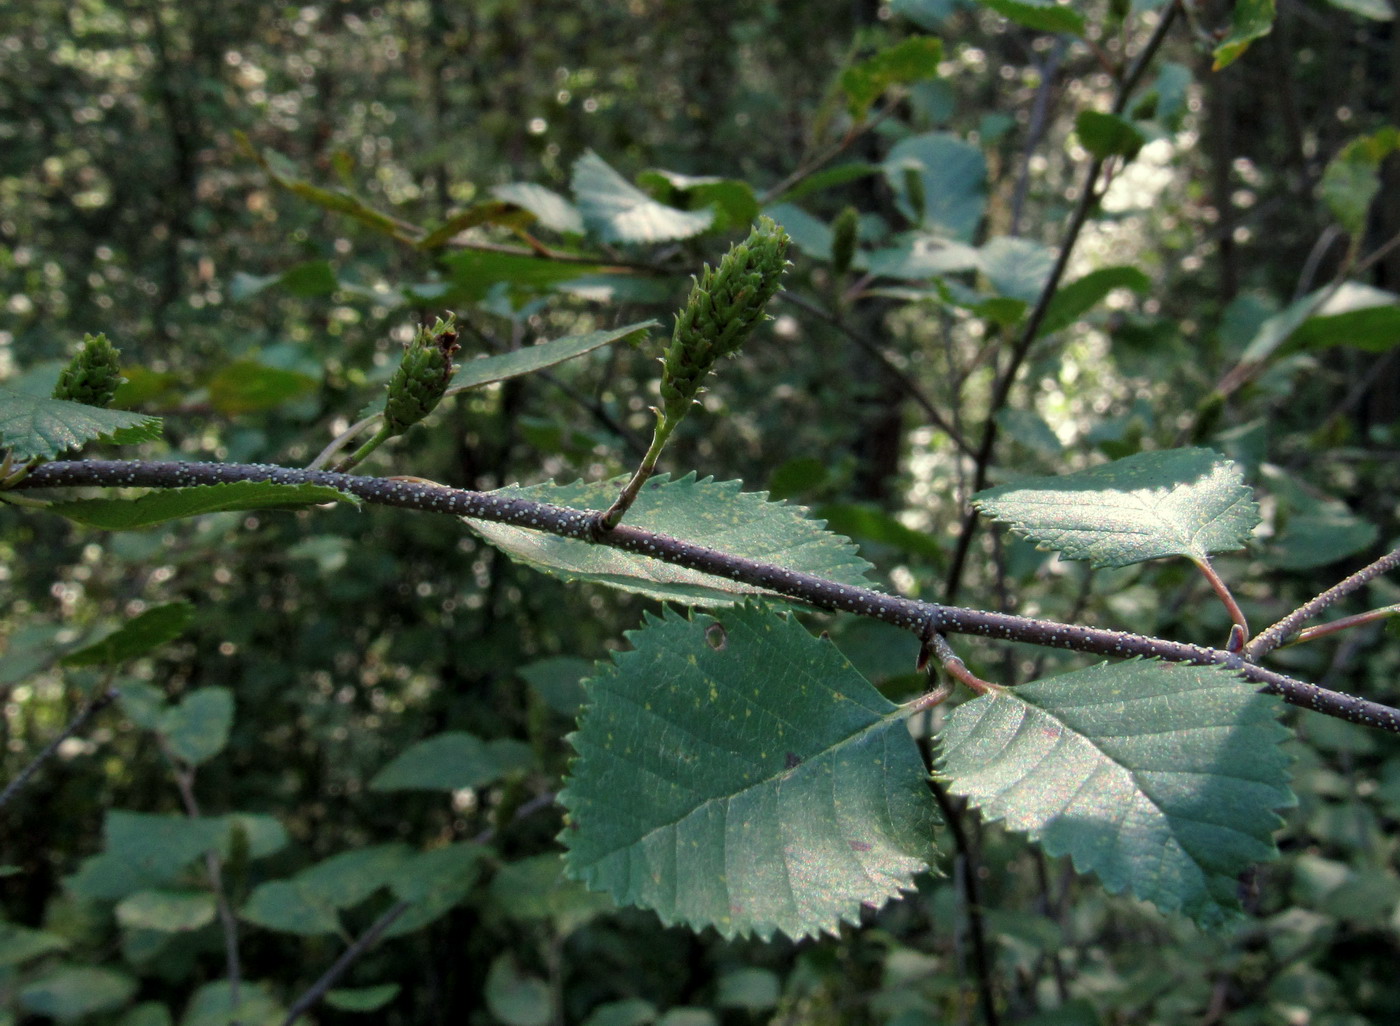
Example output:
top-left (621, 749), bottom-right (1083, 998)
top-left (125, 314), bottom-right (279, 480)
top-left (436, 248), bottom-right (618, 304)
top-left (489, 854), bottom-right (614, 934)
top-left (20, 966), bottom-right (137, 1023)
top-left (182, 980), bottom-right (284, 1026)
top-left (369, 732), bottom-right (535, 791)
top-left (635, 170), bottom-right (760, 229)
top-left (1212, 0), bottom-right (1275, 69)
top-left (518, 656), bottom-right (593, 716)
top-left (1320, 129), bottom-right (1400, 236)
top-left (1291, 282), bottom-right (1400, 353)
top-left (62, 602), bottom-right (195, 667)
top-left (416, 200), bottom-right (536, 250)
top-left (241, 880), bottom-right (341, 936)
top-left (466, 473), bottom-right (875, 606)
top-left (882, 133), bottom-right (987, 239)
top-left (296, 843), bottom-right (413, 909)
top-left (50, 481), bottom-right (358, 531)
top-left (981, 0), bottom-right (1086, 35)
top-left (159, 688), bottom-right (234, 766)
top-left (206, 361), bottom-right (317, 415)
top-left (0, 922), bottom-right (68, 967)
top-left (383, 843), bottom-right (486, 937)
top-left (325, 985), bottom-right (401, 1013)
top-left (1075, 110), bottom-right (1147, 160)
top-left (840, 36), bottom-right (943, 118)
top-left (0, 387), bottom-right (161, 461)
top-left (486, 954), bottom-right (551, 1026)
top-left (561, 604), bottom-right (939, 940)
top-left (572, 151), bottom-right (714, 243)
top-left (250, 142), bottom-right (404, 238)
top-left (973, 448), bottom-right (1259, 568)
top-left (938, 660), bottom-right (1292, 928)
top-left (981, 237), bottom-right (1055, 303)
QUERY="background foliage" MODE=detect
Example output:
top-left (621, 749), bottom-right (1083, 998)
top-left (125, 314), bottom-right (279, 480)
top-left (3, 0), bottom-right (1400, 1024)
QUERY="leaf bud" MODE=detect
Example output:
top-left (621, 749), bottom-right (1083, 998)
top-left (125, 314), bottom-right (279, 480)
top-left (830, 206), bottom-right (860, 276)
top-left (52, 333), bottom-right (123, 409)
top-left (383, 315), bottom-right (461, 436)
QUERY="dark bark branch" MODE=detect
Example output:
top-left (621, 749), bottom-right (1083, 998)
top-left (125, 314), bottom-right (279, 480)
top-left (12, 459), bottom-right (1400, 733)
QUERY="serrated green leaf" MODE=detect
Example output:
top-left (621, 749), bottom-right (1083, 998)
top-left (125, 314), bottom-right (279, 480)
top-left (241, 880), bottom-right (341, 936)
top-left (0, 387), bottom-right (161, 460)
top-left (492, 182), bottom-right (586, 234)
top-left (0, 922), bottom-right (68, 967)
top-left (369, 732), bottom-right (534, 791)
top-left (1075, 110), bottom-right (1147, 160)
top-left (466, 473), bottom-right (875, 606)
top-left (840, 36), bottom-right (943, 118)
top-left (159, 688), bottom-right (234, 765)
top-left (1038, 266), bottom-right (1152, 338)
top-left (882, 133), bottom-right (987, 239)
top-left (938, 660), bottom-right (1293, 928)
top-left (49, 481), bottom-right (358, 531)
top-left (62, 602), bottom-right (195, 667)
top-left (115, 890), bottom-right (217, 933)
top-left (980, 0), bottom-right (1086, 35)
top-left (20, 966), bottom-right (137, 1022)
top-left (325, 985), bottom-right (401, 1013)
top-left (1212, 0), bottom-right (1275, 69)
top-left (973, 448), bottom-right (1259, 568)
top-left (572, 151), bottom-right (715, 244)
top-left (561, 604), bottom-right (939, 941)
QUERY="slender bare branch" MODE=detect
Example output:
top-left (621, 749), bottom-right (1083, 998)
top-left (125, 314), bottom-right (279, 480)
top-left (280, 901), bottom-right (410, 1026)
top-left (1247, 546), bottom-right (1400, 659)
top-left (0, 687), bottom-right (118, 809)
top-left (14, 459), bottom-right (1400, 733)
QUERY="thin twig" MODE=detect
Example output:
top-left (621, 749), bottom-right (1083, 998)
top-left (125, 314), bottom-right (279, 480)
top-left (943, 0), bottom-right (1183, 602)
top-left (929, 779), bottom-right (1000, 1026)
top-left (164, 744), bottom-right (242, 1019)
top-left (1194, 557), bottom-right (1248, 637)
top-left (16, 459), bottom-right (1400, 732)
top-left (777, 291), bottom-right (976, 457)
top-left (0, 687), bottom-right (118, 809)
top-left (1246, 546), bottom-right (1400, 659)
top-left (280, 901), bottom-right (411, 1026)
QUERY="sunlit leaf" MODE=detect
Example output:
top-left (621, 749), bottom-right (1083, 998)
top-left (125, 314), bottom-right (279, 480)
top-left (973, 447), bottom-right (1259, 568)
top-left (561, 604), bottom-right (939, 940)
top-left (0, 388), bottom-right (161, 461)
top-left (491, 182), bottom-right (586, 235)
top-left (981, 236), bottom-right (1055, 303)
top-left (466, 473), bottom-right (875, 606)
top-left (50, 481), bottom-right (358, 531)
top-left (62, 602), bottom-right (195, 667)
top-left (840, 36), bottom-right (943, 118)
top-left (572, 151), bottom-right (714, 243)
top-left (115, 890), bottom-right (217, 933)
top-left (939, 660), bottom-right (1293, 928)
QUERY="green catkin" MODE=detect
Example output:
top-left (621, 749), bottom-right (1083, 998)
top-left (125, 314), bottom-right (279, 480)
top-left (657, 216), bottom-right (791, 428)
top-left (52, 333), bottom-right (123, 409)
top-left (383, 315), bottom-right (461, 436)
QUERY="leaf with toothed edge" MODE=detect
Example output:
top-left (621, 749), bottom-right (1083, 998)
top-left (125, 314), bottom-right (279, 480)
top-left (464, 473), bottom-right (876, 606)
top-left (560, 603), bottom-right (940, 940)
top-left (937, 659), bottom-right (1294, 929)
top-left (0, 388), bottom-right (161, 461)
top-left (971, 447), bottom-right (1259, 569)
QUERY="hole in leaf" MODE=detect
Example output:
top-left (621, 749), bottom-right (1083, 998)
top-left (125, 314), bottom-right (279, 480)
top-left (705, 623), bottom-right (727, 650)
